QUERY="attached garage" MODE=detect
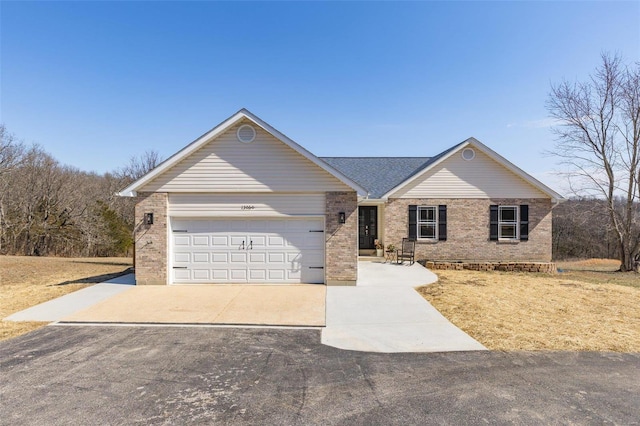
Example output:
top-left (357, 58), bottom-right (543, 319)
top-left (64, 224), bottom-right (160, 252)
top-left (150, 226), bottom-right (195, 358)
top-left (171, 217), bottom-right (325, 284)
top-left (120, 109), bottom-right (363, 286)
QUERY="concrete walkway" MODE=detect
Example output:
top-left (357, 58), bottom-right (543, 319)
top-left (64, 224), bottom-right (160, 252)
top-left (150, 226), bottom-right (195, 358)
top-left (5, 274), bottom-right (136, 322)
top-left (321, 261), bottom-right (487, 353)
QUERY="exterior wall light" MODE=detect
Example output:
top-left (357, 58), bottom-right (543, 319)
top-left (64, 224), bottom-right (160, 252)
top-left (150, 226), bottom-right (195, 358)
top-left (145, 213), bottom-right (154, 225)
top-left (339, 212), bottom-right (346, 224)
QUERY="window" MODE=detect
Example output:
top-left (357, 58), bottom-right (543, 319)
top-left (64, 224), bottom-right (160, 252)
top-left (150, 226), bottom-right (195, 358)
top-left (417, 206), bottom-right (437, 240)
top-left (490, 205), bottom-right (528, 242)
top-left (409, 205), bottom-right (446, 241)
top-left (498, 206), bottom-right (518, 240)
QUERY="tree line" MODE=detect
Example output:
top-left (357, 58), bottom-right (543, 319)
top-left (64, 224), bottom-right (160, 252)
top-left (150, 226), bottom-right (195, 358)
top-left (553, 197), bottom-right (639, 261)
top-left (0, 125), bottom-right (160, 257)
top-left (1, 121), bottom-right (636, 263)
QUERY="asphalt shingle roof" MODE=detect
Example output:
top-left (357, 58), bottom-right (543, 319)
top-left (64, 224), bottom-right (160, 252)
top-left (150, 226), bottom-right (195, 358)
top-left (320, 157), bottom-right (432, 198)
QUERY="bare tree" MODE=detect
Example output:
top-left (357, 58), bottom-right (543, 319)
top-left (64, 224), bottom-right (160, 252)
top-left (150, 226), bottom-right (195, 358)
top-left (0, 125), bottom-right (25, 175)
top-left (0, 125), bottom-right (25, 252)
top-left (548, 53), bottom-right (640, 271)
top-left (119, 150), bottom-right (163, 182)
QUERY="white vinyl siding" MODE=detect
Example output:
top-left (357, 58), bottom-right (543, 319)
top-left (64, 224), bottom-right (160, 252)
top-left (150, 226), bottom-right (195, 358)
top-left (391, 148), bottom-right (548, 199)
top-left (168, 193), bottom-right (325, 217)
top-left (140, 122), bottom-right (350, 193)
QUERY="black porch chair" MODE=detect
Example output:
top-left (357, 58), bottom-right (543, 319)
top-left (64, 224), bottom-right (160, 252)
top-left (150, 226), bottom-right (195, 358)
top-left (396, 238), bottom-right (416, 265)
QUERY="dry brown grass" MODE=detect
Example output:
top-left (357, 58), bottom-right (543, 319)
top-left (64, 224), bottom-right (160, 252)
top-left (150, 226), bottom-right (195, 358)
top-left (557, 258), bottom-right (621, 271)
top-left (557, 258), bottom-right (640, 290)
top-left (0, 256), bottom-right (132, 341)
top-left (419, 261), bottom-right (640, 352)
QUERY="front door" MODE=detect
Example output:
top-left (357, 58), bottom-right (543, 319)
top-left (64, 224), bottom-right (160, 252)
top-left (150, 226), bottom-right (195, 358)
top-left (358, 206), bottom-right (378, 249)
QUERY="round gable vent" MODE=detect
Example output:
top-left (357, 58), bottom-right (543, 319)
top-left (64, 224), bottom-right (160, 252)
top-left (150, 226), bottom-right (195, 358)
top-left (462, 147), bottom-right (476, 161)
top-left (237, 124), bottom-right (256, 143)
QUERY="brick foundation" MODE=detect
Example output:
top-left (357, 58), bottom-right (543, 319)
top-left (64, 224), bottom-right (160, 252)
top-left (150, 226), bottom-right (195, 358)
top-left (422, 260), bottom-right (557, 273)
top-left (134, 192), bottom-right (168, 285)
top-left (325, 191), bottom-right (358, 285)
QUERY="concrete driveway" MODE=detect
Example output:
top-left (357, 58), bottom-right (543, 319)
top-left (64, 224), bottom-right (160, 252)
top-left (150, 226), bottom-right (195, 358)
top-left (1, 326), bottom-right (638, 425)
top-left (63, 284), bottom-right (326, 326)
top-left (6, 261), bottom-right (484, 352)
top-left (6, 274), bottom-right (325, 327)
top-left (322, 261), bottom-right (486, 353)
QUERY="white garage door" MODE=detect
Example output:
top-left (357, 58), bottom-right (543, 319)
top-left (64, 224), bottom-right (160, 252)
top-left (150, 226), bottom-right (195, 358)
top-left (171, 218), bottom-right (325, 284)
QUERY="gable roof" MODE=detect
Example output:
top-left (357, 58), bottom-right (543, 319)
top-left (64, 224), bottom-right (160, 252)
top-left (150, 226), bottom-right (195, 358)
top-left (380, 137), bottom-right (564, 201)
top-left (118, 109), bottom-right (368, 197)
top-left (320, 157), bottom-right (432, 199)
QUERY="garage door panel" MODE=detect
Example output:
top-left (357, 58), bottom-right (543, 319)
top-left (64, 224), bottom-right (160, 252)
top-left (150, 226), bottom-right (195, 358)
top-left (248, 252), bottom-right (266, 263)
top-left (249, 235), bottom-right (267, 248)
top-left (267, 235), bottom-right (285, 247)
top-left (230, 269), bottom-right (247, 280)
top-left (286, 235), bottom-right (305, 247)
top-left (229, 236), bottom-right (246, 247)
top-left (230, 221), bottom-right (247, 231)
top-left (287, 269), bottom-right (302, 280)
top-left (268, 252), bottom-right (285, 263)
top-left (193, 269), bottom-right (210, 280)
top-left (174, 235), bottom-right (190, 246)
top-left (306, 234), bottom-right (325, 247)
top-left (211, 236), bottom-right (228, 247)
top-left (192, 235), bottom-right (209, 246)
top-left (171, 217), bottom-right (324, 284)
top-left (230, 252), bottom-right (247, 263)
top-left (212, 252), bottom-right (228, 263)
top-left (247, 220), bottom-right (270, 232)
top-left (302, 250), bottom-right (324, 266)
top-left (212, 269), bottom-right (228, 280)
top-left (189, 221), bottom-right (210, 232)
top-left (269, 270), bottom-right (286, 280)
top-left (301, 268), bottom-right (324, 284)
top-left (287, 221), bottom-right (310, 231)
top-left (208, 220), bottom-right (229, 231)
top-left (174, 269), bottom-right (190, 280)
top-left (192, 252), bottom-right (209, 263)
top-left (249, 269), bottom-right (267, 280)
top-left (267, 221), bottom-right (287, 231)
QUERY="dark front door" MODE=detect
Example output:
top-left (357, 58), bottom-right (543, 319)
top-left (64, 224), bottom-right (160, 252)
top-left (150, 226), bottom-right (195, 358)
top-left (358, 206), bottom-right (378, 250)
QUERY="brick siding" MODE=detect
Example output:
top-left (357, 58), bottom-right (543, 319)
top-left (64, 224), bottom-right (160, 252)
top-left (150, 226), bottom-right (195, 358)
top-left (325, 191), bottom-right (358, 285)
top-left (134, 192), bottom-right (168, 285)
top-left (385, 198), bottom-right (553, 262)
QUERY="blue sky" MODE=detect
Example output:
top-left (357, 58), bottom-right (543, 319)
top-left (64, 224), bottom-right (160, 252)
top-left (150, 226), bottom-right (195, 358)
top-left (2, 1), bottom-right (639, 194)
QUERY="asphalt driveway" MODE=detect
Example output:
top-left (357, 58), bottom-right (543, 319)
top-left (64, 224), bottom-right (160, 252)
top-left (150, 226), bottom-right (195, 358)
top-left (2, 326), bottom-right (638, 425)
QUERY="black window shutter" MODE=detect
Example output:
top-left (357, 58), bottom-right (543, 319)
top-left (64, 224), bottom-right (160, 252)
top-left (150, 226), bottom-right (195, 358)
top-left (520, 205), bottom-right (529, 241)
top-left (408, 205), bottom-right (417, 239)
top-left (438, 205), bottom-right (447, 241)
top-left (490, 205), bottom-right (499, 241)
